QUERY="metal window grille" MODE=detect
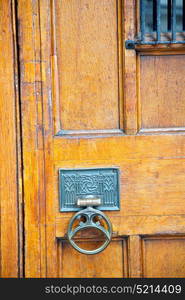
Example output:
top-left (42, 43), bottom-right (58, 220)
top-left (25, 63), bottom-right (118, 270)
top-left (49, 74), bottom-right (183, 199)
top-left (126, 0), bottom-right (185, 49)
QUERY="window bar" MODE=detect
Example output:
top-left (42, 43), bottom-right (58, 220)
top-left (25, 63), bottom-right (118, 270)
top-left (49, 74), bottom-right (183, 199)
top-left (183, 0), bottom-right (185, 31)
top-left (156, 0), bottom-right (161, 41)
top-left (172, 0), bottom-right (176, 41)
top-left (140, 0), bottom-right (145, 41)
top-left (168, 0), bottom-right (172, 31)
top-left (153, 0), bottom-right (157, 31)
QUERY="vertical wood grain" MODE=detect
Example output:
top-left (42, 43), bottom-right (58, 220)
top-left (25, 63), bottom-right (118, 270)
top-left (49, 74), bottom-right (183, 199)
top-left (12, 0), bottom-right (24, 277)
top-left (18, 0), bottom-right (46, 277)
top-left (117, 0), bottom-right (124, 130)
top-left (0, 0), bottom-right (19, 277)
top-left (128, 235), bottom-right (142, 278)
top-left (40, 0), bottom-right (58, 277)
top-left (123, 0), bottom-right (138, 134)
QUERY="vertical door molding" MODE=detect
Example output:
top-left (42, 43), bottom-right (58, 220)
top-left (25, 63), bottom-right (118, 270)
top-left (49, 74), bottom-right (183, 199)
top-left (18, 0), bottom-right (47, 277)
top-left (0, 0), bottom-right (21, 277)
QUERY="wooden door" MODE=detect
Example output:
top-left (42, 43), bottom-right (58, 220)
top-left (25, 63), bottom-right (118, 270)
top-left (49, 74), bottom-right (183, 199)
top-left (18, 0), bottom-right (185, 278)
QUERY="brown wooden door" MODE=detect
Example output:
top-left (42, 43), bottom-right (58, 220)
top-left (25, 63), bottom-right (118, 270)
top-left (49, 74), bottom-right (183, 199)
top-left (17, 0), bottom-right (185, 278)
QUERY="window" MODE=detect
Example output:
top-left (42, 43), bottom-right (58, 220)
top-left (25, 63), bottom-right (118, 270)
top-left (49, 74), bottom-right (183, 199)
top-left (126, 0), bottom-right (185, 48)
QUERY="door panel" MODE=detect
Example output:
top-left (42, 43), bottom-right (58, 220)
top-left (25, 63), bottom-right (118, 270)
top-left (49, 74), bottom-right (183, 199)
top-left (53, 0), bottom-right (120, 132)
top-left (140, 55), bottom-right (185, 131)
top-left (142, 236), bottom-right (185, 278)
top-left (18, 0), bottom-right (185, 278)
top-left (58, 238), bottom-right (128, 278)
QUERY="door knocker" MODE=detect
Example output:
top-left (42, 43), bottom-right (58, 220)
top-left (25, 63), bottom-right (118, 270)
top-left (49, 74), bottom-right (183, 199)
top-left (67, 195), bottom-right (112, 255)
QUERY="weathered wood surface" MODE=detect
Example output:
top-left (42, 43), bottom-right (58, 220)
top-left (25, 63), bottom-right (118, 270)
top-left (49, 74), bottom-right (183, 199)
top-left (17, 0), bottom-right (185, 278)
top-left (0, 0), bottom-right (20, 277)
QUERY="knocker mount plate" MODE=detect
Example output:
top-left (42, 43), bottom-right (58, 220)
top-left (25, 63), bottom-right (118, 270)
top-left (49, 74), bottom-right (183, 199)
top-left (59, 167), bottom-right (120, 212)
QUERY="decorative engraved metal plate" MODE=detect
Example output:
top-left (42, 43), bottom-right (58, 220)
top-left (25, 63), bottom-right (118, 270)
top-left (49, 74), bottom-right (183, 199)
top-left (59, 168), bottom-right (120, 212)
